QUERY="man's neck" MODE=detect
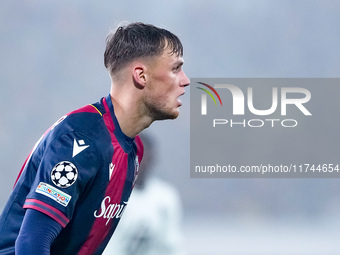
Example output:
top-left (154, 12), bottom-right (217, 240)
top-left (109, 93), bottom-right (152, 138)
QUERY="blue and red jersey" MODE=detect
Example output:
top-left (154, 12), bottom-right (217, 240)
top-left (0, 95), bottom-right (143, 254)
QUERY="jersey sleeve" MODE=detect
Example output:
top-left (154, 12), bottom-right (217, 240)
top-left (23, 131), bottom-right (102, 227)
top-left (15, 209), bottom-right (62, 254)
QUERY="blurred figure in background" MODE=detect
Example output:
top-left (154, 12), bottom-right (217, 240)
top-left (103, 133), bottom-right (185, 255)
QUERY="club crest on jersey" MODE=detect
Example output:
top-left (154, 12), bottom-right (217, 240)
top-left (51, 161), bottom-right (78, 188)
top-left (133, 156), bottom-right (139, 186)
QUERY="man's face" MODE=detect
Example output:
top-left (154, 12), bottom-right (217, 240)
top-left (144, 50), bottom-right (190, 120)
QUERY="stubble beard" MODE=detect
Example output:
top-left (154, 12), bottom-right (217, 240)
top-left (147, 99), bottom-right (179, 121)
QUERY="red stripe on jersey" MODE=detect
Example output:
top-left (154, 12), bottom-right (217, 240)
top-left (68, 104), bottom-right (103, 115)
top-left (134, 135), bottom-right (144, 167)
top-left (78, 97), bottom-right (129, 254)
top-left (24, 199), bottom-right (69, 227)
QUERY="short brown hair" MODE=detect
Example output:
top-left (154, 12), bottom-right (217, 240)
top-left (104, 22), bottom-right (183, 74)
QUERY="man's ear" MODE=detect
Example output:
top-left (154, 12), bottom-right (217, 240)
top-left (132, 65), bottom-right (147, 89)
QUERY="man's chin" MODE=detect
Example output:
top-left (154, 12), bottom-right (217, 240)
top-left (167, 109), bottom-right (180, 120)
top-left (153, 109), bottom-right (179, 121)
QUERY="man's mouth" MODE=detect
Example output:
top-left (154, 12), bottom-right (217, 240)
top-left (177, 92), bottom-right (185, 106)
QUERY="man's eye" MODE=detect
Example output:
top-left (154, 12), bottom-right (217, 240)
top-left (173, 66), bottom-right (181, 72)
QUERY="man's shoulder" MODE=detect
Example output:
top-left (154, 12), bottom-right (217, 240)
top-left (40, 100), bottom-right (111, 157)
top-left (53, 103), bottom-right (106, 137)
top-left (68, 102), bottom-right (105, 118)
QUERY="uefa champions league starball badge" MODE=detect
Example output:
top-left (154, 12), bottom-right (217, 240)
top-left (51, 161), bottom-right (78, 188)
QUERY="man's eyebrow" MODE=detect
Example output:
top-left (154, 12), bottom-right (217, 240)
top-left (174, 59), bottom-right (184, 66)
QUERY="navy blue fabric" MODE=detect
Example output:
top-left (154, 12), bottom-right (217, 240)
top-left (15, 209), bottom-right (62, 254)
top-left (0, 96), bottom-right (143, 255)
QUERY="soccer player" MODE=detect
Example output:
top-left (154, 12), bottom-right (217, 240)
top-left (0, 22), bottom-right (190, 255)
